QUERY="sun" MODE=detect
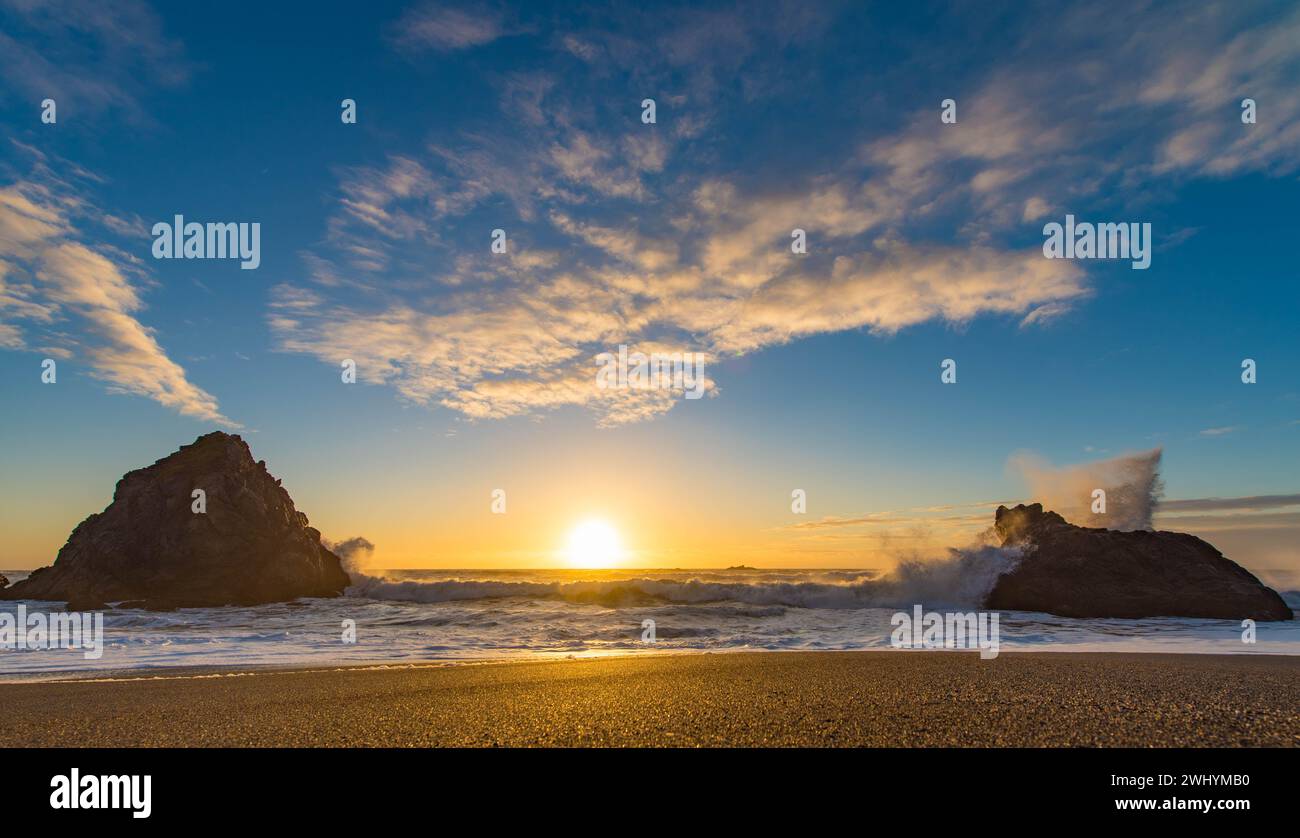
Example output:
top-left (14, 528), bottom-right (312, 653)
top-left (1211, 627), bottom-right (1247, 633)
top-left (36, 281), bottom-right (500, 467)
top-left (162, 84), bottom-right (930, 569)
top-left (564, 519), bottom-right (625, 569)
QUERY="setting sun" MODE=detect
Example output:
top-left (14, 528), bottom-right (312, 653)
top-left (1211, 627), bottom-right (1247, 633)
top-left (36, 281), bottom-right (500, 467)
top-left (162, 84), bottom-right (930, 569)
top-left (564, 519), bottom-right (625, 568)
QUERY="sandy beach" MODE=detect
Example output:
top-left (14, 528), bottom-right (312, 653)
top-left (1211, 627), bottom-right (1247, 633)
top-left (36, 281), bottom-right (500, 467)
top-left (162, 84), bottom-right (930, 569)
top-left (2, 651), bottom-right (1297, 747)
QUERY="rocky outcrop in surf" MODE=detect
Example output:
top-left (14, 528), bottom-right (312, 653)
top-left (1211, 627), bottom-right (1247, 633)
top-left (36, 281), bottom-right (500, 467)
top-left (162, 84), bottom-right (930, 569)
top-left (0, 432), bottom-right (350, 610)
top-left (987, 503), bottom-right (1292, 620)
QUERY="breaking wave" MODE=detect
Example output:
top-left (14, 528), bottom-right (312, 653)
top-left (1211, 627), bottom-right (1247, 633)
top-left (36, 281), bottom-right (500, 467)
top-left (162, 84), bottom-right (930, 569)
top-left (343, 545), bottom-right (1023, 610)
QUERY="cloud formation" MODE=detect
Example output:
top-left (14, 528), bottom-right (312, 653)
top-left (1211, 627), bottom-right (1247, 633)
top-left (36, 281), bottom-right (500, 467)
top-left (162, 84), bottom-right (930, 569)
top-left (0, 145), bottom-right (235, 426)
top-left (0, 0), bottom-right (189, 120)
top-left (390, 2), bottom-right (519, 53)
top-left (270, 1), bottom-right (1300, 427)
top-left (1160, 494), bottom-right (1300, 514)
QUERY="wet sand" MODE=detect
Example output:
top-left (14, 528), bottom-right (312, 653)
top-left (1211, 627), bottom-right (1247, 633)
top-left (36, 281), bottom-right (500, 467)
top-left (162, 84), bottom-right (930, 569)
top-left (1, 651), bottom-right (1297, 747)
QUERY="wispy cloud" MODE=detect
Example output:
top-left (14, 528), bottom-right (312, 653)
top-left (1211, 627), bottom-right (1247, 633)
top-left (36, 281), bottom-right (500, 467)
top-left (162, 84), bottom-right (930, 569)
top-left (390, 2), bottom-right (520, 52)
top-left (1160, 494), bottom-right (1300, 514)
top-left (270, 2), bottom-right (1300, 427)
top-left (0, 145), bottom-right (236, 426)
top-left (783, 507), bottom-right (998, 532)
top-left (1154, 494), bottom-right (1300, 541)
top-left (0, 0), bottom-right (189, 120)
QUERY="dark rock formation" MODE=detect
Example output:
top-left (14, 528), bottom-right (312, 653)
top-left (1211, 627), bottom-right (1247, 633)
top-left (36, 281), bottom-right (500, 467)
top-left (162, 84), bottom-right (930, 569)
top-left (0, 573), bottom-right (8, 591)
top-left (0, 432), bottom-right (350, 609)
top-left (987, 503), bottom-right (1292, 621)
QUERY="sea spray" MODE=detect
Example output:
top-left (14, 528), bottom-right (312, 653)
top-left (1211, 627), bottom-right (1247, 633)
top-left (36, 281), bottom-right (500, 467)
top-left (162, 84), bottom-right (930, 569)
top-left (324, 536), bottom-right (377, 580)
top-left (1009, 448), bottom-right (1164, 530)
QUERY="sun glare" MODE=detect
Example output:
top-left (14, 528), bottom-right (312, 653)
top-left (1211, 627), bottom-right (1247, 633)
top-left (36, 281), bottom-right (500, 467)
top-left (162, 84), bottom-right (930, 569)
top-left (564, 519), bottom-right (625, 568)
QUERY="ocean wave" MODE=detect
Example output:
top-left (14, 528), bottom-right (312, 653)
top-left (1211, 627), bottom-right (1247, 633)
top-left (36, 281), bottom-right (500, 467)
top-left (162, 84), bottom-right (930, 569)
top-left (343, 545), bottom-right (1023, 610)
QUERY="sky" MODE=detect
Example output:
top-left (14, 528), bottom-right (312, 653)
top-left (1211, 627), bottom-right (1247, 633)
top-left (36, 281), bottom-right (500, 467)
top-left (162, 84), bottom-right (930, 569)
top-left (0, 0), bottom-right (1297, 573)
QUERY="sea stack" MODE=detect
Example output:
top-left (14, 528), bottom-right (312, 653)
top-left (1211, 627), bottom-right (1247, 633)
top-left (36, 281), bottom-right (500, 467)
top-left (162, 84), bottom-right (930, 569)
top-left (987, 503), bottom-right (1292, 621)
top-left (0, 432), bottom-right (350, 610)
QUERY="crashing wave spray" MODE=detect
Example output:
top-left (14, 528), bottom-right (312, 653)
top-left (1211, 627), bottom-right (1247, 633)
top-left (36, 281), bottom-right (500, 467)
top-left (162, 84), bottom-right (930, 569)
top-left (1008, 447), bottom-right (1164, 530)
top-left (323, 536), bottom-right (376, 577)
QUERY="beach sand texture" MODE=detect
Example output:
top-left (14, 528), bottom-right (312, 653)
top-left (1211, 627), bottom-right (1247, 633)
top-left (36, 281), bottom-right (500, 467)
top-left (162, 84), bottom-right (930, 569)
top-left (2, 651), bottom-right (1298, 747)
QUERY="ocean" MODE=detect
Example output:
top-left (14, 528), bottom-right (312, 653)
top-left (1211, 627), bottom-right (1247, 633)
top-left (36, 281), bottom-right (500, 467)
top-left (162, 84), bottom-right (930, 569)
top-left (3, 559), bottom-right (1299, 679)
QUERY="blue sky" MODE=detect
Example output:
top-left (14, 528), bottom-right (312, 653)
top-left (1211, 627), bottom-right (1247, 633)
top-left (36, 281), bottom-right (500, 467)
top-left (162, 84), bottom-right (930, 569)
top-left (1, 0), bottom-right (1297, 570)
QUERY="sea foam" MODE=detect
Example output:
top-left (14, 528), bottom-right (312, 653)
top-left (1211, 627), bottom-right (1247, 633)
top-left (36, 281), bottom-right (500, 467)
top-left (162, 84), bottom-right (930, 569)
top-left (342, 545), bottom-right (1023, 610)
